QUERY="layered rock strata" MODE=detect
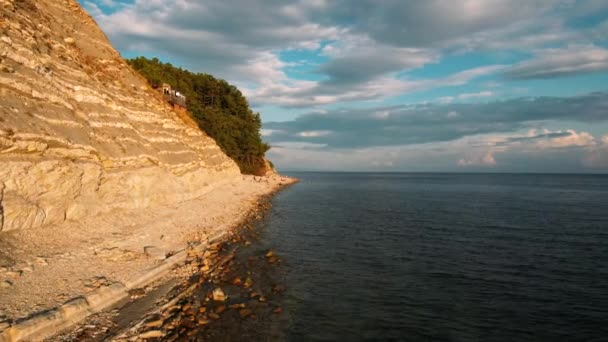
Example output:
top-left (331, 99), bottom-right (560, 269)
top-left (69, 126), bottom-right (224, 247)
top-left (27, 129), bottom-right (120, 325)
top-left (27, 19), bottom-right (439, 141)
top-left (0, 0), bottom-right (241, 231)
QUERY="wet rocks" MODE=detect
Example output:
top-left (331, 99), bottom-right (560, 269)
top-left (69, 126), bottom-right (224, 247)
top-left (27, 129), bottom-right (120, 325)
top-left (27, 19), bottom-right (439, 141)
top-left (212, 288), bottom-right (226, 302)
top-left (238, 309), bottom-right (252, 318)
top-left (272, 284), bottom-right (286, 293)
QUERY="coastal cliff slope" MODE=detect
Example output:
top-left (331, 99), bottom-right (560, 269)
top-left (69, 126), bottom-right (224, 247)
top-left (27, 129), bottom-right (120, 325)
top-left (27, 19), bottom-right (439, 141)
top-left (0, 0), bottom-right (241, 232)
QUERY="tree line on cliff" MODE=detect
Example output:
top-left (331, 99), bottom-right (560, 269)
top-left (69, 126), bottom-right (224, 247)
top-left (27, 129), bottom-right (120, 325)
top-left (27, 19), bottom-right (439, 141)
top-left (127, 57), bottom-right (270, 175)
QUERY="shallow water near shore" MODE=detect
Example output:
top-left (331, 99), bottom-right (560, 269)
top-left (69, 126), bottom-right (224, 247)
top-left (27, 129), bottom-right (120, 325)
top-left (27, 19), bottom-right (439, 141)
top-left (261, 172), bottom-right (608, 341)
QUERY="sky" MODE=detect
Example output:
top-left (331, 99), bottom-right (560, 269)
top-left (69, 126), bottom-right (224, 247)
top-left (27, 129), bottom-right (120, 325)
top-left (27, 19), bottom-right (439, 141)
top-left (80, 0), bottom-right (608, 173)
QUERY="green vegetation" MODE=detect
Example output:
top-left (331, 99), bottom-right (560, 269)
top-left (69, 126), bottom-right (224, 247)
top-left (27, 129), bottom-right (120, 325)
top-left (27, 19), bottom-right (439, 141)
top-left (127, 57), bottom-right (270, 175)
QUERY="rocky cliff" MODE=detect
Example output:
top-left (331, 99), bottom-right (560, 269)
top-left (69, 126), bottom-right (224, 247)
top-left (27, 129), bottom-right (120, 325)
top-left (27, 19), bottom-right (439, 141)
top-left (0, 0), bottom-right (241, 231)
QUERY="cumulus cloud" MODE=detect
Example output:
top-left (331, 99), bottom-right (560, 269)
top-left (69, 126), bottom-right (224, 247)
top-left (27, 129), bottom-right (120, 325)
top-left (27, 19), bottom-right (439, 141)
top-left (458, 150), bottom-right (497, 167)
top-left (265, 92), bottom-right (608, 148)
top-left (321, 0), bottom-right (556, 47)
top-left (248, 64), bottom-right (505, 107)
top-left (533, 130), bottom-right (596, 149)
top-left (583, 134), bottom-right (608, 168)
top-left (81, 0), bottom-right (608, 172)
top-left (457, 90), bottom-right (494, 100)
top-left (83, 0), bottom-right (608, 109)
top-left (297, 130), bottom-right (332, 137)
top-left (507, 45), bottom-right (608, 79)
top-left (86, 0), bottom-right (340, 87)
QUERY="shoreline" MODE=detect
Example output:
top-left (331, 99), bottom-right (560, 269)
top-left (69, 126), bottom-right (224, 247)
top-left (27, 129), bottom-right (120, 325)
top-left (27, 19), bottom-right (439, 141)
top-left (51, 181), bottom-right (295, 341)
top-left (0, 174), bottom-right (298, 342)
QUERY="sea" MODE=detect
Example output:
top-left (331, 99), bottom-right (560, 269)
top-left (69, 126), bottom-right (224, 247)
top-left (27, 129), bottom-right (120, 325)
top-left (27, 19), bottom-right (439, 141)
top-left (257, 172), bottom-right (608, 341)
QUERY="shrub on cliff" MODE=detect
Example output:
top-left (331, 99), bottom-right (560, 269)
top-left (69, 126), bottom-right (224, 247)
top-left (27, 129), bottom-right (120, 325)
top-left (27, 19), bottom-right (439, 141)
top-left (127, 57), bottom-right (270, 175)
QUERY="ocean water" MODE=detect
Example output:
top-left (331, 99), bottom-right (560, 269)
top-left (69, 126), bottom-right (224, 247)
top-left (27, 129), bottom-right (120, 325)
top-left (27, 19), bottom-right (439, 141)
top-left (261, 173), bottom-right (608, 341)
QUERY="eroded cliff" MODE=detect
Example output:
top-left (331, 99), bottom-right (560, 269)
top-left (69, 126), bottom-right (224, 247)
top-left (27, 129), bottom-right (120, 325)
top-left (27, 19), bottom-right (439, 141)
top-left (0, 0), bottom-right (241, 231)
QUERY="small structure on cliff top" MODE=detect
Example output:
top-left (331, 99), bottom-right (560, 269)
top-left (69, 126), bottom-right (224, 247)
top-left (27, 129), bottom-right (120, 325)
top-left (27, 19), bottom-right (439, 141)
top-left (162, 83), bottom-right (187, 110)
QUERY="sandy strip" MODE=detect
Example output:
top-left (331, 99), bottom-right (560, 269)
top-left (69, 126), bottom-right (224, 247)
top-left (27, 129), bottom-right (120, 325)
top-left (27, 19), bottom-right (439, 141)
top-left (0, 174), bottom-right (297, 340)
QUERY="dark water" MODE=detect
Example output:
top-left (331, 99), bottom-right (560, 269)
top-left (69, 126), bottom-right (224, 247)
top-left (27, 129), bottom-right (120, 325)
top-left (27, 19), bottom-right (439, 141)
top-left (261, 173), bottom-right (608, 341)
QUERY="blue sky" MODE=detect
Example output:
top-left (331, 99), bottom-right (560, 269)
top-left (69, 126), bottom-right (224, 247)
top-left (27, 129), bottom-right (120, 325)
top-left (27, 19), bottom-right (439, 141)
top-left (81, 0), bottom-right (608, 172)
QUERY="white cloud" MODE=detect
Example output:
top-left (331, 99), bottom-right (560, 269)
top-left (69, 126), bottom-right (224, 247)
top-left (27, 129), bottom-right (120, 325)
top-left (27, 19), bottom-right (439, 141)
top-left (373, 111), bottom-right (391, 119)
top-left (249, 64), bottom-right (505, 107)
top-left (457, 90), bottom-right (494, 100)
top-left (533, 129), bottom-right (596, 149)
top-left (457, 150), bottom-right (497, 167)
top-left (447, 111), bottom-right (460, 118)
top-left (296, 130), bottom-right (332, 137)
top-left (261, 129), bottom-right (282, 136)
top-left (507, 45), bottom-right (608, 79)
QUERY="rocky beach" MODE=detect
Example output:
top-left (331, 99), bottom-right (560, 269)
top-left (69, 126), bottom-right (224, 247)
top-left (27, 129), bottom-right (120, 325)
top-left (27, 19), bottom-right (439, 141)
top-left (49, 189), bottom-right (295, 341)
top-left (0, 175), bottom-right (297, 341)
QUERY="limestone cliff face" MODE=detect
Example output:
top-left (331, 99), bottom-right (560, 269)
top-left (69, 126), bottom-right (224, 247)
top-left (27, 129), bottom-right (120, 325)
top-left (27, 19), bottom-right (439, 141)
top-left (0, 0), bottom-right (241, 231)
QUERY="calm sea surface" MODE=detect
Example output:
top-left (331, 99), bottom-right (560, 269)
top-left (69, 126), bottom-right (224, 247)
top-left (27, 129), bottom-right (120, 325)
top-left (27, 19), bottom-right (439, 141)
top-left (260, 173), bottom-right (608, 341)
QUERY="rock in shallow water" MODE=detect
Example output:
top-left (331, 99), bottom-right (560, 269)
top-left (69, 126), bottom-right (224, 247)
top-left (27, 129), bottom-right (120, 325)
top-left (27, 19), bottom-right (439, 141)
top-left (239, 309), bottom-right (252, 318)
top-left (212, 288), bottom-right (226, 302)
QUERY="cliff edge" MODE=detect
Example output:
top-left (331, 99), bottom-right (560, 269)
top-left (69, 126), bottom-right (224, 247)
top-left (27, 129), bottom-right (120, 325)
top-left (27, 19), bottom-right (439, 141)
top-left (0, 0), bottom-right (241, 232)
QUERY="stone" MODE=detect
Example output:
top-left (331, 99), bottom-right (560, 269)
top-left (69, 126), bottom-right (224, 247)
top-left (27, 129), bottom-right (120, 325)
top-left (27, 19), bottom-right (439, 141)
top-left (138, 330), bottom-right (164, 339)
top-left (21, 266), bottom-right (33, 273)
top-left (1, 64), bottom-right (14, 73)
top-left (273, 307), bottom-right (283, 314)
top-left (208, 312), bottom-right (220, 320)
top-left (214, 305), bottom-right (225, 313)
top-left (145, 320), bottom-right (163, 328)
top-left (211, 288), bottom-right (226, 302)
top-left (5, 270), bottom-right (21, 279)
top-left (0, 321), bottom-right (10, 330)
top-left (35, 257), bottom-right (48, 266)
top-left (198, 319), bottom-right (210, 325)
top-left (143, 246), bottom-right (165, 260)
top-left (238, 309), bottom-right (252, 318)
top-left (63, 37), bottom-right (75, 45)
top-left (0, 280), bottom-right (12, 288)
top-left (272, 284), bottom-right (286, 293)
